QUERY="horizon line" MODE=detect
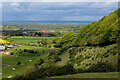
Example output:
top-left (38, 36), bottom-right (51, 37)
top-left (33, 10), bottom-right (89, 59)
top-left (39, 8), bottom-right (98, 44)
top-left (2, 21), bottom-right (94, 23)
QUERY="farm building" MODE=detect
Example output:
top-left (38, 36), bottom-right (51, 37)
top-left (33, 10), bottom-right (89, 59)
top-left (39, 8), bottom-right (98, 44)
top-left (0, 46), bottom-right (5, 51)
top-left (5, 45), bottom-right (17, 48)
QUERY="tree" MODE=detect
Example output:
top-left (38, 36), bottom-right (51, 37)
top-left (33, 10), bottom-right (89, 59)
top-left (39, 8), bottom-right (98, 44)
top-left (41, 39), bottom-right (47, 46)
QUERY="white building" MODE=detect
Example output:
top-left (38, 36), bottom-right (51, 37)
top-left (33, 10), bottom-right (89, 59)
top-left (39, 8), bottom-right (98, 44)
top-left (0, 46), bottom-right (5, 51)
top-left (6, 45), bottom-right (17, 48)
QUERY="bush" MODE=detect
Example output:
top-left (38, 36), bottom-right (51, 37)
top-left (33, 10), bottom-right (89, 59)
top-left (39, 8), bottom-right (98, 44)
top-left (54, 56), bottom-right (61, 62)
top-left (10, 52), bottom-right (14, 55)
top-left (24, 49), bottom-right (27, 52)
top-left (35, 51), bottom-right (38, 54)
top-left (77, 69), bottom-right (85, 73)
top-left (12, 64), bottom-right (76, 80)
top-left (17, 62), bottom-right (21, 65)
top-left (69, 47), bottom-right (77, 59)
top-left (87, 62), bottom-right (115, 72)
top-left (103, 53), bottom-right (109, 57)
top-left (35, 59), bottom-right (44, 66)
top-left (89, 46), bottom-right (93, 49)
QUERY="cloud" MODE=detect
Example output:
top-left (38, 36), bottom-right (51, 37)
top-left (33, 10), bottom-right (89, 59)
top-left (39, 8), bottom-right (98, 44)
top-left (10, 2), bottom-right (20, 7)
top-left (61, 16), bottom-right (102, 21)
top-left (29, 2), bottom-right (88, 10)
top-left (2, 2), bottom-right (118, 21)
top-left (90, 2), bottom-right (118, 8)
top-left (0, 0), bottom-right (119, 2)
top-left (0, 3), bottom-right (2, 8)
top-left (0, 3), bottom-right (2, 22)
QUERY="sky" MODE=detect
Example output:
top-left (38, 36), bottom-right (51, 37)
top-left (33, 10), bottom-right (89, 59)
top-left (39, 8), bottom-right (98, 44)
top-left (2, 2), bottom-right (118, 22)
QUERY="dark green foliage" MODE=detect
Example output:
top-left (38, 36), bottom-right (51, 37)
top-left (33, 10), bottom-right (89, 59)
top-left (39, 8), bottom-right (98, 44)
top-left (118, 56), bottom-right (120, 72)
top-left (41, 39), bottom-right (47, 46)
top-left (43, 50), bottom-right (45, 53)
top-left (10, 52), bottom-right (14, 55)
top-left (53, 37), bottom-right (62, 44)
top-left (54, 31), bottom-right (76, 48)
top-left (24, 49), bottom-right (27, 52)
top-left (69, 47), bottom-right (78, 59)
top-left (35, 51), bottom-right (38, 54)
top-left (76, 55), bottom-right (84, 65)
top-left (48, 51), bottom-right (61, 62)
top-left (85, 55), bottom-right (91, 59)
top-left (15, 49), bottom-right (39, 56)
top-left (60, 31), bottom-right (76, 45)
top-left (35, 59), bottom-right (44, 66)
top-left (87, 62), bottom-right (115, 72)
top-left (12, 64), bottom-right (76, 80)
top-left (103, 52), bottom-right (109, 57)
top-left (17, 62), bottom-right (21, 65)
top-left (77, 69), bottom-right (85, 73)
top-left (89, 46), bottom-right (92, 49)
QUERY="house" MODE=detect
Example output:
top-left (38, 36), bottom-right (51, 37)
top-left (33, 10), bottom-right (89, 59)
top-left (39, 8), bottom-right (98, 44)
top-left (0, 46), bottom-right (5, 51)
top-left (6, 45), bottom-right (17, 48)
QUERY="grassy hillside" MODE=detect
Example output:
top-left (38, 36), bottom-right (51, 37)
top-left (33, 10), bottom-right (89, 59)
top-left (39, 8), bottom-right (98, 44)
top-left (69, 44), bottom-right (118, 70)
top-left (54, 43), bottom-right (118, 70)
top-left (10, 9), bottom-right (119, 80)
top-left (52, 8), bottom-right (119, 71)
top-left (73, 9), bottom-right (119, 46)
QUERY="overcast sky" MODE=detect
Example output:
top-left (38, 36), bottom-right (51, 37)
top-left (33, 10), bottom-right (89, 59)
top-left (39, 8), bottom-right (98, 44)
top-left (2, 2), bottom-right (118, 21)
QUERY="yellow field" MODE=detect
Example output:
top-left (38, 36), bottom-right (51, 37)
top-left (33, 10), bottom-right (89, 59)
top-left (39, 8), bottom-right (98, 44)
top-left (0, 39), bottom-right (9, 44)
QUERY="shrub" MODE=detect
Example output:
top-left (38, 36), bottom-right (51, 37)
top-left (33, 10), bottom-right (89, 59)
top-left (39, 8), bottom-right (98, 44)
top-left (87, 62), bottom-right (115, 72)
top-left (77, 68), bottom-right (85, 73)
top-left (35, 59), bottom-right (44, 66)
top-left (24, 49), bottom-right (27, 52)
top-left (35, 51), bottom-right (38, 54)
top-left (43, 50), bottom-right (45, 53)
top-left (10, 52), bottom-right (14, 55)
top-left (54, 56), bottom-right (61, 62)
top-left (89, 46), bottom-right (93, 49)
top-left (17, 62), bottom-right (21, 65)
top-left (13, 64), bottom-right (76, 80)
top-left (103, 53), bottom-right (109, 57)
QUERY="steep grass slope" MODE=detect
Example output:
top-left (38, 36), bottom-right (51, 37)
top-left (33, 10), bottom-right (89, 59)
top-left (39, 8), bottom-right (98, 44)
top-left (73, 9), bottom-right (119, 46)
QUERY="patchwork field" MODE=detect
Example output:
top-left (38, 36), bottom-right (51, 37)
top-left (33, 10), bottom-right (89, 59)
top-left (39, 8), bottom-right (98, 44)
top-left (11, 36), bottom-right (56, 43)
top-left (5, 46), bottom-right (50, 54)
top-left (0, 54), bottom-right (2, 80)
top-left (2, 46), bottom-right (50, 78)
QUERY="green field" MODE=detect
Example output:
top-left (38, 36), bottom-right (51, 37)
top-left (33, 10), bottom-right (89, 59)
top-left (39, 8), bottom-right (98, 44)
top-left (11, 36), bottom-right (56, 43)
top-left (2, 46), bottom-right (50, 78)
top-left (0, 54), bottom-right (2, 80)
top-left (2, 54), bottom-right (48, 78)
top-left (6, 46), bottom-right (50, 54)
top-left (50, 72), bottom-right (118, 78)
